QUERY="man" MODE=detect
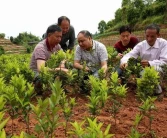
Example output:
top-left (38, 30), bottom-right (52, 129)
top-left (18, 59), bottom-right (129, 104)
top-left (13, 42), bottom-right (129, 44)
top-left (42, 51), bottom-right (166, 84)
top-left (74, 30), bottom-right (108, 78)
top-left (31, 24), bottom-right (62, 75)
top-left (30, 24), bottom-right (68, 94)
top-left (114, 25), bottom-right (139, 58)
top-left (120, 24), bottom-right (167, 94)
top-left (43, 16), bottom-right (75, 51)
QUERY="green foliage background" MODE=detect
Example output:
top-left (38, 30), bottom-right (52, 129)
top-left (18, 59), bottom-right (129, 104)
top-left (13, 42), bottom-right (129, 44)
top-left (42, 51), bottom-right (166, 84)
top-left (96, 0), bottom-right (167, 38)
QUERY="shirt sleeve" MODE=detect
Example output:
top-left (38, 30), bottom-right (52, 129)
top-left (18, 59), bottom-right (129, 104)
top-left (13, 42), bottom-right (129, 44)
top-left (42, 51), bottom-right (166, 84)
top-left (68, 26), bottom-right (75, 50)
top-left (74, 46), bottom-right (81, 61)
top-left (99, 45), bottom-right (108, 62)
top-left (149, 42), bottom-right (167, 70)
top-left (34, 47), bottom-right (46, 60)
top-left (121, 43), bottom-right (140, 64)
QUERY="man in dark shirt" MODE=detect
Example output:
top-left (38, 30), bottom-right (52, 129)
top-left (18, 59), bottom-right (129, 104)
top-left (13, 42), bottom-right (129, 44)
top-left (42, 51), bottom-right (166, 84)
top-left (43, 16), bottom-right (75, 51)
top-left (114, 25), bottom-right (139, 58)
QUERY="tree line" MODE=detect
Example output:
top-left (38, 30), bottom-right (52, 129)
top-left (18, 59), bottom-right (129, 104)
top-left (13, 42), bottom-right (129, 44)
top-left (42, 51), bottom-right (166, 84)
top-left (97, 0), bottom-right (167, 35)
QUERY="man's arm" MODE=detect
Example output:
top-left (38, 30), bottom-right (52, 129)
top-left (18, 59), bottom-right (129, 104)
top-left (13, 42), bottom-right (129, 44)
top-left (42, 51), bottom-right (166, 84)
top-left (148, 41), bottom-right (167, 69)
top-left (120, 43), bottom-right (141, 69)
top-left (68, 26), bottom-right (75, 50)
top-left (121, 43), bottom-right (140, 64)
top-left (101, 61), bottom-right (107, 73)
top-left (37, 59), bottom-right (46, 72)
top-left (37, 59), bottom-right (69, 73)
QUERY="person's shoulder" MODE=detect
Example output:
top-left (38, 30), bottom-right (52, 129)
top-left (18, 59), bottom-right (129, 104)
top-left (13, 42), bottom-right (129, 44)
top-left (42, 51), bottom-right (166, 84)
top-left (75, 45), bottom-right (81, 50)
top-left (157, 38), bottom-right (167, 46)
top-left (94, 40), bottom-right (105, 47)
top-left (134, 39), bottom-right (147, 47)
top-left (69, 25), bottom-right (75, 32)
top-left (74, 45), bottom-right (82, 54)
top-left (36, 40), bottom-right (45, 46)
top-left (114, 41), bottom-right (122, 47)
top-left (157, 37), bottom-right (167, 42)
top-left (34, 40), bottom-right (46, 50)
top-left (70, 25), bottom-right (74, 29)
top-left (94, 40), bottom-right (107, 52)
top-left (130, 36), bottom-right (139, 42)
top-left (131, 36), bottom-right (138, 39)
top-left (68, 25), bottom-right (75, 35)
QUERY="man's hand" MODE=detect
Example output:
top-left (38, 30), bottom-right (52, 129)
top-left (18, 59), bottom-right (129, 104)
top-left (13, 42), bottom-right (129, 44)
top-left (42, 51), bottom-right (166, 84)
top-left (141, 60), bottom-right (150, 68)
top-left (37, 60), bottom-right (46, 72)
top-left (120, 63), bottom-right (127, 69)
top-left (116, 53), bottom-right (123, 59)
top-left (74, 60), bottom-right (90, 72)
top-left (55, 67), bottom-right (69, 73)
top-left (85, 66), bottom-right (90, 72)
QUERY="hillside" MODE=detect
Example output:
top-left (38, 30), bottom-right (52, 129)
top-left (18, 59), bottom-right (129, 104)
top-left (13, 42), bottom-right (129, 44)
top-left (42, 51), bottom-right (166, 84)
top-left (0, 38), bottom-right (26, 54)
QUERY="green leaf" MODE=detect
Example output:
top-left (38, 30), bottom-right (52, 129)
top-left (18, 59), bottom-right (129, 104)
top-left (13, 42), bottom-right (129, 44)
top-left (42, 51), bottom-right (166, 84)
top-left (0, 117), bottom-right (10, 130)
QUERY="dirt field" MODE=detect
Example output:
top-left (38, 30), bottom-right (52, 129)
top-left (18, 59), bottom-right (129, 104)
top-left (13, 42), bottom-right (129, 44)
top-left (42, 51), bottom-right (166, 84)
top-left (4, 85), bottom-right (167, 138)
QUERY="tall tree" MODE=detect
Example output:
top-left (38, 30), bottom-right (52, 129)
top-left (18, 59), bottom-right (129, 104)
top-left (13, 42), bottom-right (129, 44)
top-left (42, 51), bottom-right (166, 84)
top-left (98, 20), bottom-right (107, 34)
top-left (121, 0), bottom-right (131, 7)
top-left (114, 8), bottom-right (123, 24)
top-left (121, 0), bottom-right (132, 24)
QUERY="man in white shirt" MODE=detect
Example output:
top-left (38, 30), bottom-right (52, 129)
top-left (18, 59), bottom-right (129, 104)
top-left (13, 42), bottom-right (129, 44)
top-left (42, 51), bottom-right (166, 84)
top-left (120, 24), bottom-right (167, 94)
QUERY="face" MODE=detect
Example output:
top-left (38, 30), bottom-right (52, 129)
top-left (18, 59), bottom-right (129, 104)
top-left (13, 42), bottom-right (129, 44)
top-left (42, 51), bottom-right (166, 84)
top-left (48, 31), bottom-right (62, 47)
top-left (77, 33), bottom-right (92, 50)
top-left (120, 31), bottom-right (131, 46)
top-left (145, 29), bottom-right (159, 46)
top-left (60, 20), bottom-right (70, 34)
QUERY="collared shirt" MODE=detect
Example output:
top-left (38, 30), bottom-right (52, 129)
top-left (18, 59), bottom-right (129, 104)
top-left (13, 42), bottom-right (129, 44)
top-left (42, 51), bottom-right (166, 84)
top-left (30, 39), bottom-right (61, 72)
top-left (74, 40), bottom-right (108, 72)
top-left (121, 38), bottom-right (167, 71)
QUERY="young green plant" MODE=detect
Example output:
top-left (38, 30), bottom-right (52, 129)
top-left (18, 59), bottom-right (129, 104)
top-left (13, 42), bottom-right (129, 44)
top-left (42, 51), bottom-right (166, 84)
top-left (109, 72), bottom-right (127, 127)
top-left (59, 92), bottom-right (76, 136)
top-left (139, 97), bottom-right (157, 137)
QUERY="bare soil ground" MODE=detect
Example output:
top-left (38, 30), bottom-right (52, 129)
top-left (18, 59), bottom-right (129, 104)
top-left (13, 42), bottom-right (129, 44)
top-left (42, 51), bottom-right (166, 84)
top-left (4, 84), bottom-right (167, 138)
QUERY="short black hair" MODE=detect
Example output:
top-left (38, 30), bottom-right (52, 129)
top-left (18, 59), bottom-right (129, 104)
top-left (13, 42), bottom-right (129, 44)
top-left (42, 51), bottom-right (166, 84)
top-left (145, 24), bottom-right (160, 34)
top-left (77, 30), bottom-right (92, 38)
top-left (46, 25), bottom-right (62, 36)
top-left (119, 25), bottom-right (131, 34)
top-left (58, 16), bottom-right (70, 25)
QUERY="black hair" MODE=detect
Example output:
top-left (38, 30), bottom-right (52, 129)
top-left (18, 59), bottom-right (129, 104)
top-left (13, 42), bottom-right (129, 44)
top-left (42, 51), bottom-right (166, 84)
top-left (145, 24), bottom-right (160, 34)
top-left (77, 30), bottom-right (92, 38)
top-left (119, 25), bottom-right (131, 34)
top-left (58, 16), bottom-right (70, 25)
top-left (46, 25), bottom-right (62, 36)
